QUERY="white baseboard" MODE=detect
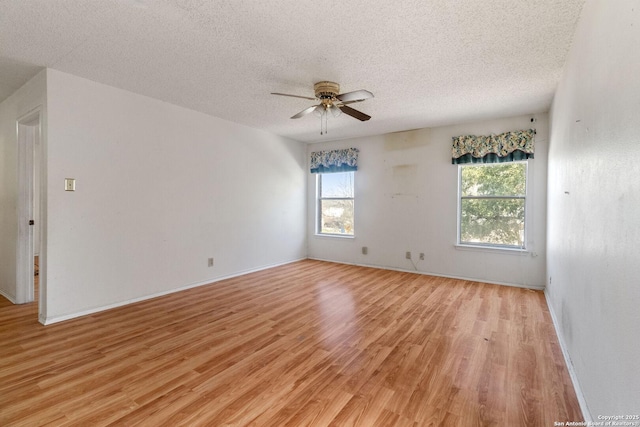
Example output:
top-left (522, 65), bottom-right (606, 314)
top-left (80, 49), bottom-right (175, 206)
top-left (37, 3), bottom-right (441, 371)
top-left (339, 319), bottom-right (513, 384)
top-left (308, 257), bottom-right (545, 291)
top-left (0, 288), bottom-right (17, 304)
top-left (544, 289), bottom-right (592, 421)
top-left (43, 257), bottom-right (307, 325)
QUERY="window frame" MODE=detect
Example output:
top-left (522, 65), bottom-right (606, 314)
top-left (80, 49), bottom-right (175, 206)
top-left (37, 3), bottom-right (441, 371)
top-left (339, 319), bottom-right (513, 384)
top-left (456, 161), bottom-right (528, 250)
top-left (316, 171), bottom-right (355, 237)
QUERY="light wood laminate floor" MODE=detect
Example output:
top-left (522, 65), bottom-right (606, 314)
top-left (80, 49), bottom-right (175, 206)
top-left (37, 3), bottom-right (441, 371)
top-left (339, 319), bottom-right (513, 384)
top-left (0, 260), bottom-right (582, 426)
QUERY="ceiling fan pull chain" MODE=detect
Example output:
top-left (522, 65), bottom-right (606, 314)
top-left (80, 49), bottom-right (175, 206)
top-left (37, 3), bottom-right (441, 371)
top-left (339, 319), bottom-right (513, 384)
top-left (324, 112), bottom-right (328, 135)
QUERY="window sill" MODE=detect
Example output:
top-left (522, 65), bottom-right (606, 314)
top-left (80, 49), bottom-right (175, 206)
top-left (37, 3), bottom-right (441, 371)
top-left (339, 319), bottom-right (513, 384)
top-left (314, 233), bottom-right (355, 239)
top-left (454, 244), bottom-right (529, 255)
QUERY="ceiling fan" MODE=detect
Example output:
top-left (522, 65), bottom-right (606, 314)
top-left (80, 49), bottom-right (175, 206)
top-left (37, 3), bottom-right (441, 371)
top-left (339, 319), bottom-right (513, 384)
top-left (272, 81), bottom-right (373, 134)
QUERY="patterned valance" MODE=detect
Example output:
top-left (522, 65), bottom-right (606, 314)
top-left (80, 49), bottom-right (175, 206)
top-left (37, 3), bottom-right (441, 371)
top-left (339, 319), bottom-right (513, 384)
top-left (310, 148), bottom-right (359, 173)
top-left (452, 129), bottom-right (535, 164)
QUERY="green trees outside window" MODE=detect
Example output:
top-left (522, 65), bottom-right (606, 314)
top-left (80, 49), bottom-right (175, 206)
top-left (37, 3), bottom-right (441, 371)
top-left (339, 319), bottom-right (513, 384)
top-left (459, 162), bottom-right (527, 248)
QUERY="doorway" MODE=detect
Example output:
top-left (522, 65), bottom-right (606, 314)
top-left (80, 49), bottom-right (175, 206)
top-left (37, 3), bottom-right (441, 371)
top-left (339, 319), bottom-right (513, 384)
top-left (16, 108), bottom-right (43, 317)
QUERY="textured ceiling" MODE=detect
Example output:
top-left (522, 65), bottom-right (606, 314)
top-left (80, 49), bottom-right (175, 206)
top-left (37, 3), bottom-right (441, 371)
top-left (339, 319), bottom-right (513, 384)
top-left (0, 0), bottom-right (584, 143)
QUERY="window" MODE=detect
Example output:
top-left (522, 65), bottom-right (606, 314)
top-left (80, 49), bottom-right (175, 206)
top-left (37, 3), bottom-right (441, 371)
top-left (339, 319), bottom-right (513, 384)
top-left (458, 162), bottom-right (527, 249)
top-left (317, 171), bottom-right (354, 236)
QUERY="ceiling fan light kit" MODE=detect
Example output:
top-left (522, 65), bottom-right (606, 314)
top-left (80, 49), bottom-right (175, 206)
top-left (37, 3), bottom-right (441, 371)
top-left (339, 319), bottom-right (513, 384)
top-left (271, 81), bottom-right (374, 135)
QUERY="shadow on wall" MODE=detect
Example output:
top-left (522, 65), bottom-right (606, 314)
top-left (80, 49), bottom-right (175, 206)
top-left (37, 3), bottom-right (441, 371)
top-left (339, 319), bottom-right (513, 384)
top-left (384, 128), bottom-right (432, 151)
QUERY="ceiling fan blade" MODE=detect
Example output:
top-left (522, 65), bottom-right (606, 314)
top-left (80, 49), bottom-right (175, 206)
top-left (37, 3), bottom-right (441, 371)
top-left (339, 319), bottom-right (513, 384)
top-left (339, 105), bottom-right (371, 121)
top-left (340, 99), bottom-right (365, 105)
top-left (271, 92), bottom-right (316, 101)
top-left (336, 89), bottom-right (374, 103)
top-left (291, 105), bottom-right (321, 119)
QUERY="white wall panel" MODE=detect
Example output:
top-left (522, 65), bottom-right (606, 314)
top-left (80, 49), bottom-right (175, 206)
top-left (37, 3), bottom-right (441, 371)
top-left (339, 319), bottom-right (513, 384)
top-left (547, 0), bottom-right (640, 417)
top-left (44, 69), bottom-right (306, 321)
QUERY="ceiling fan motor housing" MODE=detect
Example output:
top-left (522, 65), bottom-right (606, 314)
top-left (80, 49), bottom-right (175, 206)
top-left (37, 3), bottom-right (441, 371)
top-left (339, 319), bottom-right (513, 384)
top-left (314, 81), bottom-right (340, 99)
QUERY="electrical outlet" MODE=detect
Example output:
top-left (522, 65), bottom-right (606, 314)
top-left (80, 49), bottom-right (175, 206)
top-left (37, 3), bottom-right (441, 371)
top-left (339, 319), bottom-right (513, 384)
top-left (362, 246), bottom-right (368, 255)
top-left (419, 253), bottom-right (425, 261)
top-left (64, 178), bottom-right (76, 191)
top-left (208, 257), bottom-right (214, 267)
top-left (405, 251), bottom-right (411, 260)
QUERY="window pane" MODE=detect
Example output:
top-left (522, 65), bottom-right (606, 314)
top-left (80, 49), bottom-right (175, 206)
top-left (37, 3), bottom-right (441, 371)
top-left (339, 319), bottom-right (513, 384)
top-left (320, 199), bottom-right (354, 235)
top-left (460, 198), bottom-right (525, 247)
top-left (321, 172), bottom-right (354, 198)
top-left (461, 163), bottom-right (526, 197)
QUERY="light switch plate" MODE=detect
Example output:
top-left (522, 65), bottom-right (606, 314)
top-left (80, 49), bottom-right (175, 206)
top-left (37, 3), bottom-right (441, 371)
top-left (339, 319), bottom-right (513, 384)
top-left (64, 178), bottom-right (76, 191)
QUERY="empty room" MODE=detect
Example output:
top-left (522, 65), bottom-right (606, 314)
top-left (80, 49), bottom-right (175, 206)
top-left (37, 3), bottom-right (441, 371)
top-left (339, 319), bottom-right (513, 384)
top-left (1, 0), bottom-right (638, 425)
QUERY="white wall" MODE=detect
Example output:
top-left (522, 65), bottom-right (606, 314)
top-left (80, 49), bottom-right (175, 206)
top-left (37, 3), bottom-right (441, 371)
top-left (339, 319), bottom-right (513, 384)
top-left (546, 0), bottom-right (640, 418)
top-left (44, 69), bottom-right (306, 322)
top-left (307, 113), bottom-right (548, 288)
top-left (0, 70), bottom-right (46, 303)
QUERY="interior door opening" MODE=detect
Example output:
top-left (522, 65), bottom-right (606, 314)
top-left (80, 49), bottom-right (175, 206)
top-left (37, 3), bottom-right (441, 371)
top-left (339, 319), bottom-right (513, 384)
top-left (17, 109), bottom-right (42, 318)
